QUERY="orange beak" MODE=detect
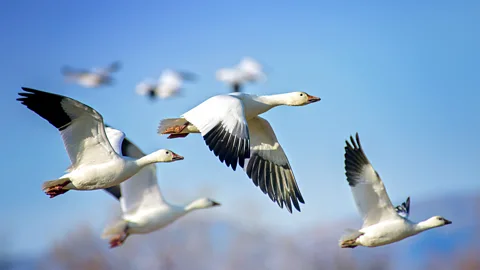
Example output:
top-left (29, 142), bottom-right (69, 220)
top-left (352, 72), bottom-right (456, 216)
top-left (307, 94), bottom-right (321, 103)
top-left (171, 152), bottom-right (184, 161)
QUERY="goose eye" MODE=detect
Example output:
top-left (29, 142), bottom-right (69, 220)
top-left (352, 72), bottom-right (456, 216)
top-left (300, 93), bottom-right (304, 96)
top-left (166, 151), bottom-right (170, 155)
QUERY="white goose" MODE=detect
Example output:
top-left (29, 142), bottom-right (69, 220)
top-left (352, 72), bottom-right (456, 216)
top-left (340, 133), bottom-right (452, 248)
top-left (158, 91), bottom-right (321, 213)
top-left (17, 87), bottom-right (184, 198)
top-left (136, 69), bottom-right (197, 100)
top-left (216, 57), bottom-right (266, 93)
top-left (102, 127), bottom-right (221, 248)
top-left (62, 61), bottom-right (121, 88)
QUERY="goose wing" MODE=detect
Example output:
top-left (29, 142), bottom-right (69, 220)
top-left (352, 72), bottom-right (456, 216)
top-left (344, 133), bottom-right (399, 227)
top-left (17, 87), bottom-right (120, 168)
top-left (104, 130), bottom-right (164, 215)
top-left (395, 197), bottom-right (411, 218)
top-left (244, 117), bottom-right (304, 213)
top-left (181, 94), bottom-right (250, 170)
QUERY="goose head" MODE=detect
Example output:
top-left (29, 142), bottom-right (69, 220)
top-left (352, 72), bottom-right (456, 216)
top-left (285, 91), bottom-right (321, 106)
top-left (424, 216), bottom-right (452, 228)
top-left (151, 149), bottom-right (184, 162)
top-left (185, 198), bottom-right (221, 212)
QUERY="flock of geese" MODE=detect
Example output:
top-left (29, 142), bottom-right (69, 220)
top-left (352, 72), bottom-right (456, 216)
top-left (17, 59), bottom-right (452, 250)
top-left (61, 57), bottom-right (267, 100)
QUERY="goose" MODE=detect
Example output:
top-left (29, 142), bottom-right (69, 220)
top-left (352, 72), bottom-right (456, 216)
top-left (17, 87), bottom-right (184, 198)
top-left (157, 91), bottom-right (321, 213)
top-left (216, 57), bottom-right (266, 93)
top-left (102, 127), bottom-right (221, 248)
top-left (61, 61), bottom-right (121, 88)
top-left (340, 133), bottom-right (452, 248)
top-left (136, 69), bottom-right (197, 100)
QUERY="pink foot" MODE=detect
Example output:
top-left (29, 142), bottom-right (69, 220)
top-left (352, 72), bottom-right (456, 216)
top-left (109, 234), bottom-right (128, 248)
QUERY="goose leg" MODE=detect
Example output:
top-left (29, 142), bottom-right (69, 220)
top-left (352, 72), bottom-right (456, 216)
top-left (109, 231), bottom-right (129, 248)
top-left (162, 123), bottom-right (188, 134)
top-left (43, 179), bottom-right (71, 198)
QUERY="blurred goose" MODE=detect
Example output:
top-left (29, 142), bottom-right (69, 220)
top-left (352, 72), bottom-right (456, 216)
top-left (136, 69), bottom-right (197, 100)
top-left (62, 61), bottom-right (121, 88)
top-left (216, 57), bottom-right (266, 93)
top-left (340, 133), bottom-right (452, 248)
top-left (102, 128), bottom-right (220, 248)
top-left (17, 87), bottom-right (184, 198)
top-left (157, 91), bottom-right (321, 213)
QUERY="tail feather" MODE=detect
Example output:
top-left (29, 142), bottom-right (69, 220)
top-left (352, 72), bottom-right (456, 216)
top-left (102, 219), bottom-right (128, 239)
top-left (157, 118), bottom-right (187, 134)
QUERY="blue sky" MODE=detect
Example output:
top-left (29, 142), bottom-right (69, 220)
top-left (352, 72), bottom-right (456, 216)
top-left (1, 0), bottom-right (479, 256)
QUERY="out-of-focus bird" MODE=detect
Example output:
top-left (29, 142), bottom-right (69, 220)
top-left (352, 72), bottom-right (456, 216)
top-left (102, 128), bottom-right (221, 248)
top-left (136, 69), bottom-right (197, 100)
top-left (61, 61), bottom-right (121, 88)
top-left (339, 133), bottom-right (452, 248)
top-left (216, 57), bottom-right (267, 93)
top-left (16, 87), bottom-right (184, 198)
top-left (157, 91), bottom-right (321, 213)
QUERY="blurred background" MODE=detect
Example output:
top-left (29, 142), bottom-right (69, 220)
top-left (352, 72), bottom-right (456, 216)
top-left (1, 1), bottom-right (480, 269)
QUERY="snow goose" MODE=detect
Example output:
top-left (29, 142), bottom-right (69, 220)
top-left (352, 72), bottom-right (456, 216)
top-left (102, 128), bottom-right (220, 248)
top-left (157, 91), bottom-right (321, 213)
top-left (340, 133), bottom-right (452, 248)
top-left (136, 69), bottom-right (197, 100)
top-left (17, 87), bottom-right (184, 198)
top-left (216, 57), bottom-right (266, 93)
top-left (61, 61), bottom-right (121, 88)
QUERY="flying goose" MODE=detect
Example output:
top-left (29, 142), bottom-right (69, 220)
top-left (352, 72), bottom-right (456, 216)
top-left (17, 87), bottom-right (184, 198)
top-left (136, 69), bottom-right (197, 100)
top-left (102, 128), bottom-right (220, 248)
top-left (157, 91), bottom-right (321, 213)
top-left (216, 57), bottom-right (266, 93)
top-left (62, 61), bottom-right (121, 88)
top-left (340, 133), bottom-right (452, 248)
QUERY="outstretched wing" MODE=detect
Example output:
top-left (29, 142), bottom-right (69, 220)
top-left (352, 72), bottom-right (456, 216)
top-left (180, 95), bottom-right (250, 170)
top-left (244, 117), bottom-right (304, 213)
top-left (17, 87), bottom-right (120, 168)
top-left (344, 133), bottom-right (399, 227)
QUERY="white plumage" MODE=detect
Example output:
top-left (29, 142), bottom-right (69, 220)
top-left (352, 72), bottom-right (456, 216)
top-left (136, 69), bottom-right (196, 100)
top-left (216, 57), bottom-right (266, 92)
top-left (158, 91), bottom-right (321, 213)
top-left (340, 133), bottom-right (452, 248)
top-left (102, 130), bottom-right (220, 248)
top-left (17, 87), bottom-right (184, 198)
top-left (62, 61), bottom-right (121, 88)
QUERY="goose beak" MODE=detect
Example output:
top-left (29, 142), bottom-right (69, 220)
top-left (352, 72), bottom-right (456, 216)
top-left (171, 152), bottom-right (184, 161)
top-left (212, 201), bottom-right (221, 207)
top-left (444, 219), bottom-right (452, 225)
top-left (307, 94), bottom-right (321, 103)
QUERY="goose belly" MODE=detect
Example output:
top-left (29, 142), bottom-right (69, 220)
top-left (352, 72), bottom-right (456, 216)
top-left (68, 160), bottom-right (132, 190)
top-left (358, 220), bottom-right (412, 247)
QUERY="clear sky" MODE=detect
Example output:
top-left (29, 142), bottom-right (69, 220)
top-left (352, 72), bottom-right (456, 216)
top-left (1, 0), bottom-right (479, 256)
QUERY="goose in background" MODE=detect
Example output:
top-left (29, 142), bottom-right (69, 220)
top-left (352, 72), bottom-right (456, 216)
top-left (216, 57), bottom-right (266, 93)
top-left (17, 87), bottom-right (184, 198)
top-left (340, 133), bottom-right (452, 248)
top-left (136, 69), bottom-right (197, 100)
top-left (61, 61), bottom-right (121, 88)
top-left (157, 91), bottom-right (321, 213)
top-left (102, 128), bottom-right (220, 248)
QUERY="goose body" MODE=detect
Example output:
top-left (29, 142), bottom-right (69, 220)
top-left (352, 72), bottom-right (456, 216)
top-left (216, 57), bottom-right (266, 92)
top-left (17, 88), bottom-right (183, 198)
top-left (340, 134), bottom-right (452, 248)
top-left (62, 61), bottom-right (121, 88)
top-left (158, 91), bottom-right (320, 213)
top-left (102, 131), bottom-right (220, 248)
top-left (136, 69), bottom-right (196, 100)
